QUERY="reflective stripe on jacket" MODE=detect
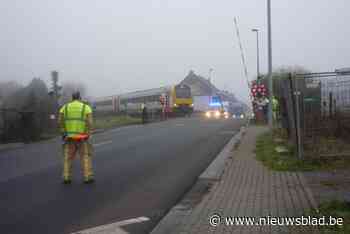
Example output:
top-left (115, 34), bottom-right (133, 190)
top-left (272, 98), bottom-right (279, 112)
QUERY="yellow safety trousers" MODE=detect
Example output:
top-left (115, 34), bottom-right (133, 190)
top-left (62, 141), bottom-right (94, 181)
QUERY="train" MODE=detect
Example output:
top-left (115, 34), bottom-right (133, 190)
top-left (92, 84), bottom-right (193, 116)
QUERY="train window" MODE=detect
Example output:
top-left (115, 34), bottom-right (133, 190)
top-left (96, 99), bottom-right (113, 106)
top-left (146, 96), bottom-right (153, 102)
top-left (175, 86), bottom-right (191, 98)
top-left (137, 97), bottom-right (143, 103)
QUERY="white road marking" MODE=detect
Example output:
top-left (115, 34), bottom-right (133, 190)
top-left (175, 123), bottom-right (185, 126)
top-left (109, 128), bottom-right (124, 133)
top-left (93, 140), bottom-right (113, 147)
top-left (109, 125), bottom-right (139, 133)
top-left (218, 131), bottom-right (237, 135)
top-left (71, 216), bottom-right (150, 234)
top-left (114, 217), bottom-right (150, 226)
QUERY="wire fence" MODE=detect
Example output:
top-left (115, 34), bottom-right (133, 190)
top-left (276, 71), bottom-right (350, 159)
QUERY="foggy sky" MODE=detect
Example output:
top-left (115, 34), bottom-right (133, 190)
top-left (1, 0), bottom-right (350, 103)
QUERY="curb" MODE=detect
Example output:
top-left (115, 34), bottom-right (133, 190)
top-left (198, 126), bottom-right (245, 181)
top-left (150, 122), bottom-right (248, 234)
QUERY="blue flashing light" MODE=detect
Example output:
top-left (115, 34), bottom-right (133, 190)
top-left (209, 102), bottom-right (222, 107)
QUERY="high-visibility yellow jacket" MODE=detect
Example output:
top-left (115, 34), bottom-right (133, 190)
top-left (58, 100), bottom-right (93, 138)
top-left (272, 97), bottom-right (279, 112)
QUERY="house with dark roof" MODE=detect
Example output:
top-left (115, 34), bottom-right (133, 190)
top-left (179, 70), bottom-right (241, 112)
top-left (180, 70), bottom-right (238, 102)
top-left (180, 70), bottom-right (218, 96)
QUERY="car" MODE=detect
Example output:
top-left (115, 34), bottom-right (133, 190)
top-left (232, 113), bottom-right (245, 119)
top-left (205, 107), bottom-right (230, 119)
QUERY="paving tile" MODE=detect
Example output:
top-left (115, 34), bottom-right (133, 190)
top-left (178, 126), bottom-right (319, 234)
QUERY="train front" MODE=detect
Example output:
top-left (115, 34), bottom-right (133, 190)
top-left (172, 84), bottom-right (193, 115)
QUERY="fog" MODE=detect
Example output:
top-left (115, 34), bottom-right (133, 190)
top-left (1, 0), bottom-right (350, 103)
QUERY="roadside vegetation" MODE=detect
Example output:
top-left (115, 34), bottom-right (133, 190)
top-left (256, 130), bottom-right (350, 233)
top-left (0, 72), bottom-right (89, 143)
top-left (0, 72), bottom-right (144, 143)
top-left (255, 130), bottom-right (350, 171)
top-left (94, 115), bottom-right (141, 130)
top-left (309, 200), bottom-right (350, 234)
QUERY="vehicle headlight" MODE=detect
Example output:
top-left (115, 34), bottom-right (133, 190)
top-left (174, 103), bottom-right (177, 107)
top-left (205, 112), bottom-right (211, 117)
top-left (240, 114), bottom-right (244, 119)
top-left (233, 114), bottom-right (236, 119)
top-left (191, 103), bottom-right (194, 107)
top-left (215, 111), bottom-right (220, 117)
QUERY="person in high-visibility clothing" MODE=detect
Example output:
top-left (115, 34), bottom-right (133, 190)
top-left (58, 91), bottom-right (94, 184)
top-left (272, 96), bottom-right (279, 122)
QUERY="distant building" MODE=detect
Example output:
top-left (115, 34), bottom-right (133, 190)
top-left (180, 70), bottom-right (241, 112)
top-left (180, 70), bottom-right (238, 102)
top-left (180, 70), bottom-right (219, 96)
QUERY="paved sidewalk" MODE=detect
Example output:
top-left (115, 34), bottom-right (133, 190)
top-left (176, 126), bottom-right (319, 234)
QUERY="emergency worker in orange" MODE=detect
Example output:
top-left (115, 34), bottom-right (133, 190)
top-left (58, 92), bottom-right (94, 184)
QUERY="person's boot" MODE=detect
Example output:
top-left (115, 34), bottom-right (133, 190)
top-left (63, 179), bottom-right (72, 184)
top-left (83, 178), bottom-right (95, 184)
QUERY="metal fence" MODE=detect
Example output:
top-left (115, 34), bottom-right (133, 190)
top-left (1, 109), bottom-right (21, 143)
top-left (0, 108), bottom-right (57, 143)
top-left (277, 71), bottom-right (350, 159)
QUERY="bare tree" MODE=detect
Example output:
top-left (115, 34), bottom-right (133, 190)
top-left (0, 81), bottom-right (22, 100)
top-left (273, 65), bottom-right (311, 75)
top-left (2, 78), bottom-right (51, 142)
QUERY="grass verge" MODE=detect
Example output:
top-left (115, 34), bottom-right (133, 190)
top-left (94, 115), bottom-right (141, 130)
top-left (255, 130), bottom-right (350, 171)
top-left (309, 200), bottom-right (350, 234)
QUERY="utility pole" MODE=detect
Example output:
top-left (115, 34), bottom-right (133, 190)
top-left (267, 0), bottom-right (273, 128)
top-left (51, 71), bottom-right (60, 100)
top-left (251, 29), bottom-right (260, 80)
top-left (50, 70), bottom-right (62, 115)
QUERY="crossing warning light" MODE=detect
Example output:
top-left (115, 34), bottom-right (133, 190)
top-left (159, 95), bottom-right (165, 105)
top-left (251, 84), bottom-right (268, 98)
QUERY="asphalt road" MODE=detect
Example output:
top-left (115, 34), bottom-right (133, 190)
top-left (0, 117), bottom-right (244, 234)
